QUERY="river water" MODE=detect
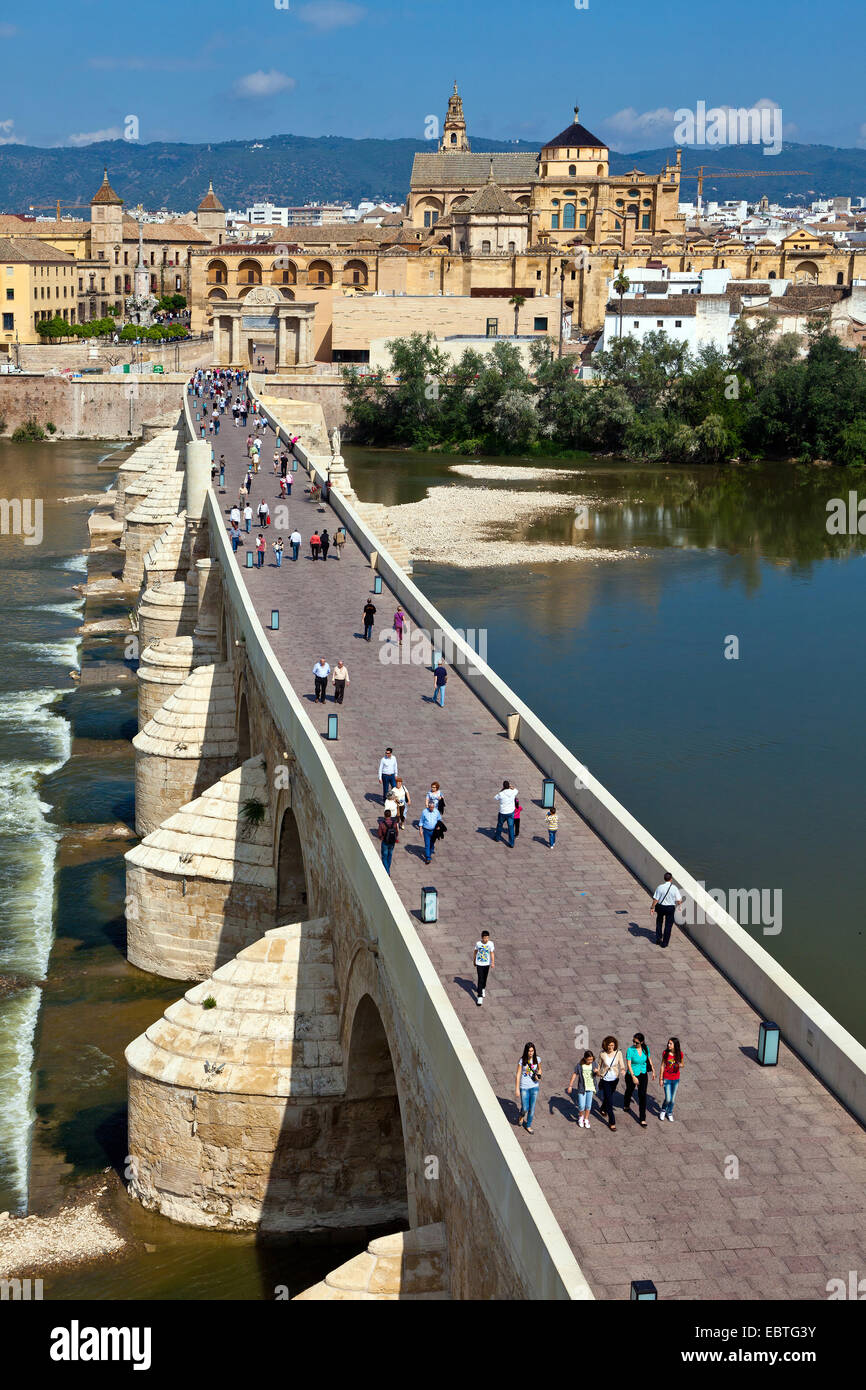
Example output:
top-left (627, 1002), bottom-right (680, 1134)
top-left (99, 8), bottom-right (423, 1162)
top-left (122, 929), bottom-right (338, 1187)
top-left (347, 446), bottom-right (866, 1047)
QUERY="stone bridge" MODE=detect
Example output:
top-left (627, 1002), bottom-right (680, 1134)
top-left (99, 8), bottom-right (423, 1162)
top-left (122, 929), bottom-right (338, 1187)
top-left (119, 383), bottom-right (866, 1300)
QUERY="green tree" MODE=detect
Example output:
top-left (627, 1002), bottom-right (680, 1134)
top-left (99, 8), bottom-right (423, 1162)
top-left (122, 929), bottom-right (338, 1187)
top-left (508, 294), bottom-right (527, 337)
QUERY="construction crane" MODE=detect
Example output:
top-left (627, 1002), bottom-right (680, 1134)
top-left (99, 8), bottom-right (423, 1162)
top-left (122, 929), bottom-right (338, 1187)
top-left (680, 167), bottom-right (811, 215)
top-left (26, 200), bottom-right (90, 221)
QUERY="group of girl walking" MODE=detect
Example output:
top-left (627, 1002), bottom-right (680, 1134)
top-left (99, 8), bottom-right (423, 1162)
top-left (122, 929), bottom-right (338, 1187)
top-left (515, 1035), bottom-right (684, 1136)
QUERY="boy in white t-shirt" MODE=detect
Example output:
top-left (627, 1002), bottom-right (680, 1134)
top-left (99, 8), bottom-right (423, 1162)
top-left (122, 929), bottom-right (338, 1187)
top-left (473, 931), bottom-right (495, 1005)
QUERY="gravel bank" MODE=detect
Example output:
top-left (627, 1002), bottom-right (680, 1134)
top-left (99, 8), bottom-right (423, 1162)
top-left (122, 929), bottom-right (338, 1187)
top-left (0, 1182), bottom-right (125, 1277)
top-left (390, 485), bottom-right (637, 567)
top-left (448, 463), bottom-right (582, 482)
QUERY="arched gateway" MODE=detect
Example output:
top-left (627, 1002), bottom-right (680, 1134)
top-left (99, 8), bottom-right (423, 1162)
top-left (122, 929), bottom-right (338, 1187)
top-left (212, 285), bottom-right (316, 369)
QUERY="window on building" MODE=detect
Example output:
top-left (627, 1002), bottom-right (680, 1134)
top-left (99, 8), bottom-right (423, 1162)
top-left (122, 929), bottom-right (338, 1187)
top-left (641, 214), bottom-right (650, 229)
top-left (486, 317), bottom-right (498, 337)
top-left (563, 205), bottom-right (576, 229)
top-left (5, 289), bottom-right (12, 300)
top-left (115, 277), bottom-right (121, 294)
top-left (70, 310), bottom-right (76, 324)
top-left (2, 313), bottom-right (13, 330)
top-left (633, 320), bottom-right (639, 327)
top-left (114, 249), bottom-right (119, 264)
top-left (536, 270), bottom-right (542, 280)
top-left (580, 198), bottom-right (588, 206)
top-left (175, 276), bottom-right (182, 291)
top-left (101, 278), bottom-right (106, 290)
top-left (78, 278), bottom-right (83, 290)
top-left (551, 214), bottom-right (560, 229)
top-left (533, 316), bottom-right (548, 331)
top-left (837, 271), bottom-right (844, 285)
top-left (579, 213), bottom-right (587, 229)
top-left (124, 253), bottom-right (128, 266)
top-left (657, 319), bottom-right (663, 327)
top-left (615, 199), bottom-right (624, 208)
top-left (675, 320), bottom-right (682, 328)
top-left (482, 240), bottom-right (491, 253)
top-left (508, 241), bottom-right (516, 252)
top-left (568, 164), bottom-right (576, 176)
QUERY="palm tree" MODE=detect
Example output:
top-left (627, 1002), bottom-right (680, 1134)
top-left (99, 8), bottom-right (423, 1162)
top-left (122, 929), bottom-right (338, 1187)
top-left (612, 270), bottom-right (630, 340)
top-left (508, 294), bottom-right (527, 338)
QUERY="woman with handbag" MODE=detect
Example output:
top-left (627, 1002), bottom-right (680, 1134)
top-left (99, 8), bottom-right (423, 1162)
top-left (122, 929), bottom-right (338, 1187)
top-left (515, 1043), bottom-right (542, 1135)
top-left (597, 1036), bottom-right (624, 1131)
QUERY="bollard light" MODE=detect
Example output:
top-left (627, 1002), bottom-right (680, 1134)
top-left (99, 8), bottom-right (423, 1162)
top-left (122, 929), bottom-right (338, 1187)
top-left (421, 886), bottom-right (438, 923)
top-left (291, 458), bottom-right (298, 472)
top-left (630, 1280), bottom-right (657, 1301)
top-left (373, 575), bottom-right (383, 595)
top-left (327, 713), bottom-right (338, 741)
top-left (542, 778), bottom-right (556, 809)
top-left (245, 550), bottom-right (253, 568)
top-left (271, 609), bottom-right (279, 631)
top-left (757, 1021), bottom-right (780, 1067)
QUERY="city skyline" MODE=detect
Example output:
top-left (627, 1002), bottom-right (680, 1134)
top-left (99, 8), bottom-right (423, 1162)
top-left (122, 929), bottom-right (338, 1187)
top-left (0, 0), bottom-right (864, 152)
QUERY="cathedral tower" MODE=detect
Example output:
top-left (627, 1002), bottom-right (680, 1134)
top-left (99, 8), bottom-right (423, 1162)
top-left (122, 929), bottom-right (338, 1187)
top-left (440, 81), bottom-right (470, 153)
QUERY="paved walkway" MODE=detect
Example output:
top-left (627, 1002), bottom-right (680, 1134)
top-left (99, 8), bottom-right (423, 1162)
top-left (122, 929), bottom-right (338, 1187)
top-left (217, 418), bottom-right (866, 1300)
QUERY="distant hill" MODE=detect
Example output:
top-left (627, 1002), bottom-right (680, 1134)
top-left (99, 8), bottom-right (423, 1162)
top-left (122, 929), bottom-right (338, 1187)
top-left (0, 134), bottom-right (864, 214)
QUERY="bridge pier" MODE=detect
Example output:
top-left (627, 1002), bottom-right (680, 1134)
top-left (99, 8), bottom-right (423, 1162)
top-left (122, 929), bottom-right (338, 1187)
top-left (131, 663), bottom-right (238, 837)
top-left (126, 755), bottom-right (279, 979)
top-left (126, 921), bottom-right (409, 1234)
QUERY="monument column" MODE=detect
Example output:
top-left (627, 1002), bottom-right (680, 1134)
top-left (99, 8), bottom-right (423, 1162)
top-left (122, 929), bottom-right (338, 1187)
top-left (231, 314), bottom-right (241, 365)
top-left (275, 313), bottom-right (285, 370)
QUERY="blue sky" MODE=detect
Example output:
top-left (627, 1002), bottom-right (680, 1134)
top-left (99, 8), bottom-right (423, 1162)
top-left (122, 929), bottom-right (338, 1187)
top-left (0, 0), bottom-right (862, 151)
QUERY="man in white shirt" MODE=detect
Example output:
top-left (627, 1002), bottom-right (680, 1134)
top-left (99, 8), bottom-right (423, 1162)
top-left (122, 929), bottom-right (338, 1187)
top-left (229, 505), bottom-right (241, 527)
top-left (378, 748), bottom-right (398, 803)
top-left (494, 781), bottom-right (518, 848)
top-left (289, 529), bottom-right (302, 562)
top-left (312, 657), bottom-right (330, 704)
top-left (473, 931), bottom-right (495, 1005)
top-left (652, 872), bottom-right (684, 949)
top-left (243, 502), bottom-right (253, 533)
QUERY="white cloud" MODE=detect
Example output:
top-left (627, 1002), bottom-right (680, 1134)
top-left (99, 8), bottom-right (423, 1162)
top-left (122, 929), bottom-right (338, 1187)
top-left (68, 127), bottom-right (123, 146)
top-left (296, 2), bottom-right (365, 32)
top-left (0, 118), bottom-right (23, 146)
top-left (601, 106), bottom-right (679, 147)
top-left (232, 69), bottom-right (296, 99)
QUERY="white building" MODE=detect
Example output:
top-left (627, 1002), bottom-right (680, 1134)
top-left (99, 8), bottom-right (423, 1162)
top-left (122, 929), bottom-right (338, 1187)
top-left (598, 267), bottom-right (790, 355)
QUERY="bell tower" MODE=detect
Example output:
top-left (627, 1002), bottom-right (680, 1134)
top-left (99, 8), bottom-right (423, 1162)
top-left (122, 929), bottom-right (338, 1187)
top-left (440, 80), bottom-right (470, 153)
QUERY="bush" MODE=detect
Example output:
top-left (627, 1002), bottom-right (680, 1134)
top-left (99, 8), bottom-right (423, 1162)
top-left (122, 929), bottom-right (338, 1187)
top-left (45, 422), bottom-right (57, 435)
top-left (11, 418), bottom-right (46, 442)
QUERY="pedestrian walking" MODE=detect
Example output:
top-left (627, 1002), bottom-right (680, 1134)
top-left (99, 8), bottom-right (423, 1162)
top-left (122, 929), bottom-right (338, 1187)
top-left (256, 533), bottom-right (266, 568)
top-left (545, 805), bottom-right (558, 847)
top-left (659, 1037), bottom-right (684, 1122)
top-left (290, 528), bottom-right (302, 562)
top-left (273, 537), bottom-right (283, 567)
top-left (473, 930), bottom-right (494, 1006)
top-left (393, 606), bottom-right (405, 645)
top-left (257, 499), bottom-right (270, 528)
top-left (494, 780), bottom-right (518, 847)
top-left (244, 502), bottom-right (253, 533)
top-left (219, 455), bottom-right (226, 488)
top-left (513, 796), bottom-right (522, 840)
top-left (334, 527), bottom-right (345, 558)
top-left (392, 776), bottom-right (410, 827)
top-left (566, 1051), bottom-right (599, 1129)
top-left (310, 531), bottom-right (321, 560)
top-left (515, 1043), bottom-right (542, 1135)
top-left (377, 809), bottom-right (399, 877)
top-left (313, 657), bottom-right (330, 704)
top-left (285, 472), bottom-right (293, 497)
top-left (363, 600), bottom-right (376, 641)
top-left (230, 526), bottom-right (240, 554)
top-left (652, 872), bottom-right (684, 948)
top-left (320, 529), bottom-right (330, 561)
top-left (623, 1032), bottom-right (655, 1127)
top-left (418, 800), bottom-right (440, 864)
top-left (433, 659), bottom-right (447, 706)
top-left (332, 659), bottom-right (349, 703)
top-left (426, 782), bottom-right (445, 814)
top-left (230, 504), bottom-right (241, 529)
top-left (597, 1037), bottom-right (625, 1130)
top-left (378, 748), bottom-right (398, 803)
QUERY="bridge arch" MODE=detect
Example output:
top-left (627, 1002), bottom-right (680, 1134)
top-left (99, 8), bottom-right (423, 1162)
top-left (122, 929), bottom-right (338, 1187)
top-left (346, 993), bottom-right (409, 1220)
top-left (237, 689), bottom-right (251, 763)
top-left (275, 804), bottom-right (309, 921)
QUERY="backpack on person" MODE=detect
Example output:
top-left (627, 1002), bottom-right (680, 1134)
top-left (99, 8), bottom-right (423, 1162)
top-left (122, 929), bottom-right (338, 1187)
top-left (383, 821), bottom-right (399, 847)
